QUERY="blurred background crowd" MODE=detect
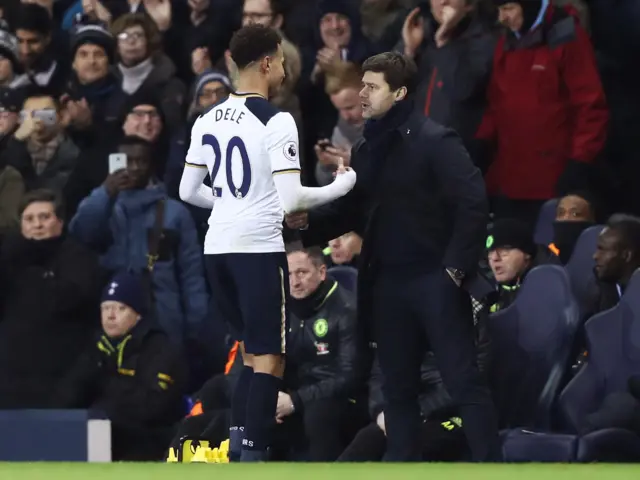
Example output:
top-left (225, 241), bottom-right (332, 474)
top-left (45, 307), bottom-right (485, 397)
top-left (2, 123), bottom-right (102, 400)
top-left (0, 0), bottom-right (639, 463)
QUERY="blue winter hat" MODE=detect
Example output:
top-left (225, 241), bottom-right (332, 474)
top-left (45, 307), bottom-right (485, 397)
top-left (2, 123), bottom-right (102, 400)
top-left (101, 272), bottom-right (146, 315)
top-left (194, 69), bottom-right (232, 100)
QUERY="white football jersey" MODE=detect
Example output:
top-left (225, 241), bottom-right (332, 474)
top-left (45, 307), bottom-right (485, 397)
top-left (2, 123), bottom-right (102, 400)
top-left (185, 93), bottom-right (301, 254)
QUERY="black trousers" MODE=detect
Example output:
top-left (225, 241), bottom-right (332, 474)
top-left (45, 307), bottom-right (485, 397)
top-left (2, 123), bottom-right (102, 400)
top-left (337, 418), bottom-right (468, 462)
top-left (372, 269), bottom-right (499, 461)
top-left (274, 397), bottom-right (367, 461)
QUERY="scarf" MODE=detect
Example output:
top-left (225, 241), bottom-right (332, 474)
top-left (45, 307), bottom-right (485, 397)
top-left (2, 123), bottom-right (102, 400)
top-left (27, 133), bottom-right (63, 175)
top-left (118, 57), bottom-right (153, 94)
top-left (363, 98), bottom-right (414, 173)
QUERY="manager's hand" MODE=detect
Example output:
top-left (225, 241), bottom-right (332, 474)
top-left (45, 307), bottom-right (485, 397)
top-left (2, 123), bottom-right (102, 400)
top-left (285, 212), bottom-right (308, 230)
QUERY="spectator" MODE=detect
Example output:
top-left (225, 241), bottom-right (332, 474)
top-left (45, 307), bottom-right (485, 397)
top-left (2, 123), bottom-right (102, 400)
top-left (360, 0), bottom-right (409, 52)
top-left (275, 247), bottom-right (365, 461)
top-left (0, 91), bottom-right (24, 236)
top-left (315, 63), bottom-right (364, 186)
top-left (548, 191), bottom-right (598, 264)
top-left (571, 213), bottom-right (640, 374)
top-left (0, 24), bottom-right (19, 86)
top-left (0, 189), bottom-right (103, 408)
top-left (324, 231), bottom-right (362, 268)
top-left (64, 89), bottom-right (168, 216)
top-left (307, 0), bottom-right (373, 82)
top-left (0, 85), bottom-right (21, 142)
top-left (300, 0), bottom-right (373, 183)
top-left (63, 20), bottom-right (120, 149)
top-left (402, 0), bottom-right (497, 167)
top-left (68, 135), bottom-right (208, 348)
top-left (179, 0), bottom-right (234, 84)
top-left (593, 214), bottom-right (640, 313)
top-left (3, 87), bottom-right (81, 192)
top-left (12, 3), bottom-right (68, 94)
top-left (187, 68), bottom-right (232, 117)
top-left (239, 0), bottom-right (303, 132)
top-left (53, 271), bottom-right (188, 461)
top-left (486, 218), bottom-right (542, 312)
top-left (110, 13), bottom-right (186, 132)
top-left (477, 0), bottom-right (608, 224)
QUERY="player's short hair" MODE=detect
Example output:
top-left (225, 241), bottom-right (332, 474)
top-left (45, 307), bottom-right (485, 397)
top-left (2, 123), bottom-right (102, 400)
top-left (362, 51), bottom-right (418, 93)
top-left (229, 24), bottom-right (282, 70)
top-left (606, 214), bottom-right (640, 257)
top-left (286, 245), bottom-right (325, 268)
top-left (20, 188), bottom-right (66, 221)
top-left (325, 62), bottom-right (363, 96)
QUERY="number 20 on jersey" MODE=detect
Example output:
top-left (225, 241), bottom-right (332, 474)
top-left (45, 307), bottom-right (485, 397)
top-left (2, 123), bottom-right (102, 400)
top-left (202, 134), bottom-right (252, 199)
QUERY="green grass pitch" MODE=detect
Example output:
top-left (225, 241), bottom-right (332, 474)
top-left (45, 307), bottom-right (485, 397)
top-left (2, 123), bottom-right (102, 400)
top-left (0, 463), bottom-right (639, 480)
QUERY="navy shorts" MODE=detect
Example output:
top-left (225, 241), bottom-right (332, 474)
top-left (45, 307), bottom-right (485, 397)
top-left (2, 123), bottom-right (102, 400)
top-left (205, 252), bottom-right (290, 355)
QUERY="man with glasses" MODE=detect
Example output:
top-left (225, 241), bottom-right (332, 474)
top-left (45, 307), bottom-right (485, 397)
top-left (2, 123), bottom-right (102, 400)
top-left (3, 86), bottom-right (80, 193)
top-left (64, 89), bottom-right (168, 216)
top-left (486, 218), bottom-right (541, 313)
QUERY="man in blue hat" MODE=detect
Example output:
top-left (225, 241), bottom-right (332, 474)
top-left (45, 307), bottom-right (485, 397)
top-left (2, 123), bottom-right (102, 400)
top-left (53, 271), bottom-right (188, 461)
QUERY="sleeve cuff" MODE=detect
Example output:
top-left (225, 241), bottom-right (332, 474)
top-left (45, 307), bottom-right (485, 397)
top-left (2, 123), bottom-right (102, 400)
top-left (290, 391), bottom-right (303, 412)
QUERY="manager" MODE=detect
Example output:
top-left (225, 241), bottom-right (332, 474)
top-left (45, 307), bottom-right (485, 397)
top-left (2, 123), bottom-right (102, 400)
top-left (286, 52), bottom-right (499, 462)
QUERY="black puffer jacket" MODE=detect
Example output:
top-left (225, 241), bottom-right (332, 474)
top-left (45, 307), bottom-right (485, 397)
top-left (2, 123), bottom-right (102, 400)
top-left (0, 234), bottom-right (103, 408)
top-left (285, 279), bottom-right (365, 411)
top-left (52, 321), bottom-right (188, 428)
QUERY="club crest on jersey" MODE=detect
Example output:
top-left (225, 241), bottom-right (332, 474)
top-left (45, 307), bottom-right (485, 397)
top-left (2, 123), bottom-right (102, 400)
top-left (283, 141), bottom-right (297, 162)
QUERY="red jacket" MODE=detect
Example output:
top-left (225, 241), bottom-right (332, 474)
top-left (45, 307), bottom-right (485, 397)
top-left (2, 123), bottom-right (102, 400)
top-left (477, 6), bottom-right (608, 200)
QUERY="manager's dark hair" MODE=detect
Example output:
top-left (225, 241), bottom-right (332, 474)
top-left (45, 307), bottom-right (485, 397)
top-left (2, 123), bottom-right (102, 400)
top-left (19, 189), bottom-right (66, 221)
top-left (606, 214), bottom-right (640, 256)
top-left (362, 51), bottom-right (418, 94)
top-left (229, 24), bottom-right (282, 70)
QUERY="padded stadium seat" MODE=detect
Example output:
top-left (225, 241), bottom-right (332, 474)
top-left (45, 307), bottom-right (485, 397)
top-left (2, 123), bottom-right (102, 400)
top-left (565, 225), bottom-right (604, 316)
top-left (502, 271), bottom-right (640, 462)
top-left (560, 270), bottom-right (640, 461)
top-left (327, 266), bottom-right (358, 293)
top-left (487, 265), bottom-right (580, 431)
top-left (534, 199), bottom-right (558, 246)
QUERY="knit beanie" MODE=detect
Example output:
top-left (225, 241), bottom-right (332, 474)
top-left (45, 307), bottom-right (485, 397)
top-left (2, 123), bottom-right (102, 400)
top-left (487, 218), bottom-right (537, 257)
top-left (194, 69), bottom-right (232, 99)
top-left (70, 22), bottom-right (115, 64)
top-left (101, 271), bottom-right (146, 315)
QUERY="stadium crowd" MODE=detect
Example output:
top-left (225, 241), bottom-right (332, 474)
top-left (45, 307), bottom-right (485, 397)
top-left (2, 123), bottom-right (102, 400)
top-left (0, 0), bottom-right (638, 462)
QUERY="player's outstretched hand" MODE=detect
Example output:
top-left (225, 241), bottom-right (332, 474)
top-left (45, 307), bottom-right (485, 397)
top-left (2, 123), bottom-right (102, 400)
top-left (333, 166), bottom-right (356, 194)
